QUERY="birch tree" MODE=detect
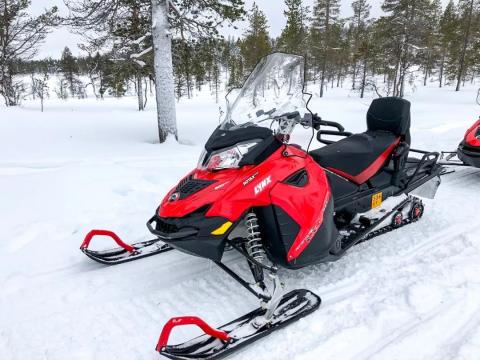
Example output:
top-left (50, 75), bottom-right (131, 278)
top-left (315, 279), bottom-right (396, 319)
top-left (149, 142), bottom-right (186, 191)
top-left (66, 0), bottom-right (244, 143)
top-left (0, 0), bottom-right (58, 106)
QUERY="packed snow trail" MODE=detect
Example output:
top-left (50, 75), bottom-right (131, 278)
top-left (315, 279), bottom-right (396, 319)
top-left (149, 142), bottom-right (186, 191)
top-left (1, 85), bottom-right (480, 359)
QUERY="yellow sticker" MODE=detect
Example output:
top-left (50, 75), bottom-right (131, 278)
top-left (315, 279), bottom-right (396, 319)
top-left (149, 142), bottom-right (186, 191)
top-left (371, 192), bottom-right (383, 209)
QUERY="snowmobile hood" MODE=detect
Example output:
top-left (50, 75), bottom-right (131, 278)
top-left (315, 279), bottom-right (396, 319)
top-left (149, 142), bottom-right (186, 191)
top-left (158, 165), bottom-right (255, 220)
top-left (158, 146), bottom-right (310, 222)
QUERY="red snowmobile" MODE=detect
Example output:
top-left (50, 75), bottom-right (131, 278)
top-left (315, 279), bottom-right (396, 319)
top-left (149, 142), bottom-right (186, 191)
top-left (81, 53), bottom-right (443, 359)
top-left (441, 118), bottom-right (480, 168)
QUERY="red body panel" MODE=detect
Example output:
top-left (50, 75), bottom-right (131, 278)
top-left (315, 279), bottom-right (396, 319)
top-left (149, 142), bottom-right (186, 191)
top-left (465, 119), bottom-right (480, 147)
top-left (158, 146), bottom-right (331, 262)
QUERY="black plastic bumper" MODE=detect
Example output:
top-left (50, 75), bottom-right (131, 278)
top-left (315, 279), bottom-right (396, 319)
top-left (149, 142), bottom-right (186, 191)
top-left (458, 143), bottom-right (480, 168)
top-left (146, 214), bottom-right (231, 262)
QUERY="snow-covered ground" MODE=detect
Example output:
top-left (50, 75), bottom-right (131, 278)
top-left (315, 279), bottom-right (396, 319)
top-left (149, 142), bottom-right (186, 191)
top-left (1, 83), bottom-right (480, 360)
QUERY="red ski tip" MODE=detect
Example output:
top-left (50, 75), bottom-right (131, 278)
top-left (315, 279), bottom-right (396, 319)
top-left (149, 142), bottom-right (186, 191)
top-left (80, 229), bottom-right (136, 253)
top-left (156, 316), bottom-right (231, 351)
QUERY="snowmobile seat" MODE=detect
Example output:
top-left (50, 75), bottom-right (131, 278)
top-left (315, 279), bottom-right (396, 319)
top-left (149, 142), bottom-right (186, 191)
top-left (310, 97), bottom-right (411, 185)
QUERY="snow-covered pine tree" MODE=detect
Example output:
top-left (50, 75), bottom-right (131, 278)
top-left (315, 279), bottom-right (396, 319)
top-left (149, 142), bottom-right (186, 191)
top-left (310, 0), bottom-right (341, 97)
top-left (112, 0), bottom-right (152, 110)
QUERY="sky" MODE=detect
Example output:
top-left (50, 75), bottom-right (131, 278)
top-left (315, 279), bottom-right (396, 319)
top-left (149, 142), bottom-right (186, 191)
top-left (32, 0), bottom-right (452, 59)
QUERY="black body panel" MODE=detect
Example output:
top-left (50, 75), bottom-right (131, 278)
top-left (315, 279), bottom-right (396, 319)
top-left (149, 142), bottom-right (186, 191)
top-left (458, 141), bottom-right (480, 168)
top-left (239, 136), bottom-right (282, 166)
top-left (257, 199), bottom-right (339, 269)
top-left (147, 211), bottom-right (231, 261)
top-left (204, 126), bottom-right (273, 151)
top-left (309, 130), bottom-right (398, 177)
top-left (202, 126), bottom-right (282, 167)
top-left (174, 176), bottom-right (216, 200)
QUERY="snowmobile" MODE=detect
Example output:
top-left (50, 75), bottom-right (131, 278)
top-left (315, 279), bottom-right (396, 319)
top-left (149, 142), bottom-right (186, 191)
top-left (80, 53), bottom-right (443, 359)
top-left (440, 117), bottom-right (480, 168)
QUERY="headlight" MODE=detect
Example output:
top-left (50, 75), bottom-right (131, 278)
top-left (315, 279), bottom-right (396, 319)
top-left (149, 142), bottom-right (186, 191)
top-left (198, 140), bottom-right (260, 171)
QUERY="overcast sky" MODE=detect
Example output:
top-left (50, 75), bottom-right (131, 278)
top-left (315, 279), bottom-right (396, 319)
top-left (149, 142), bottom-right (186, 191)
top-left (32, 0), bottom-right (452, 59)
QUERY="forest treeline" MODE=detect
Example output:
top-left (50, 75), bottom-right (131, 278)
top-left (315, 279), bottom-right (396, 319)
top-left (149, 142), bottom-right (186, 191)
top-left (1, 0), bottom-right (480, 110)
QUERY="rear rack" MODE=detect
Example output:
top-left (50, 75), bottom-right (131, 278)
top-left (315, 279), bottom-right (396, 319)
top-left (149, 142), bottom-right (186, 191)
top-left (404, 149), bottom-right (440, 189)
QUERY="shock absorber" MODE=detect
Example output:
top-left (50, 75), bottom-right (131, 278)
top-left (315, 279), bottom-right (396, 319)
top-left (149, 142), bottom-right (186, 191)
top-left (244, 212), bottom-right (266, 262)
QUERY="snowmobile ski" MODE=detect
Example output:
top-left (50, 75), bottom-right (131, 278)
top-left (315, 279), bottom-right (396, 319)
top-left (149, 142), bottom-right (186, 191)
top-left (156, 289), bottom-right (320, 360)
top-left (80, 229), bottom-right (173, 265)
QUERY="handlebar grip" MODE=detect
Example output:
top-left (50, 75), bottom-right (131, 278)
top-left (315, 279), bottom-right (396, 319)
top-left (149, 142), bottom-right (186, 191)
top-left (311, 114), bottom-right (345, 132)
top-left (320, 120), bottom-right (345, 132)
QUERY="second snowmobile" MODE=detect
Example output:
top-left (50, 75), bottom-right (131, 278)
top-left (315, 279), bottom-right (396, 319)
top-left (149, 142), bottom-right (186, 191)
top-left (81, 53), bottom-right (443, 359)
top-left (440, 117), bottom-right (480, 168)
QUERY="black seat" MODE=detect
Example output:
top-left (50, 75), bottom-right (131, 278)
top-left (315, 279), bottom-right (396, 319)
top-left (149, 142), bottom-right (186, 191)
top-left (310, 97), bottom-right (411, 184)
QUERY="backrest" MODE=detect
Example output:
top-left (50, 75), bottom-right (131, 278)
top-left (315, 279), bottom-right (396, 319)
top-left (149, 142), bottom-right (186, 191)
top-left (367, 97), bottom-right (411, 143)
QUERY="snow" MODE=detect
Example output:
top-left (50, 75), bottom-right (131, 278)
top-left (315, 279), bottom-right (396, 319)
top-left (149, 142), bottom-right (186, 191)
top-left (1, 81), bottom-right (480, 360)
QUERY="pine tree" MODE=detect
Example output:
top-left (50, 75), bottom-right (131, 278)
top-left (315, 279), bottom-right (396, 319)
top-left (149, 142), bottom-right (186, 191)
top-left (381, 0), bottom-right (433, 97)
top-left (419, 0), bottom-right (442, 86)
top-left (111, 0), bottom-right (152, 110)
top-left (350, 0), bottom-right (371, 90)
top-left (455, 0), bottom-right (479, 91)
top-left (277, 0), bottom-right (309, 55)
top-left (60, 47), bottom-right (80, 98)
top-left (240, 3), bottom-right (272, 72)
top-left (438, 0), bottom-right (459, 87)
top-left (310, 0), bottom-right (341, 97)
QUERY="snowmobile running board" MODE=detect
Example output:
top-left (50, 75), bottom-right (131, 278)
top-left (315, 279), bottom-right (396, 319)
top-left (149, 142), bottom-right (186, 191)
top-left (156, 289), bottom-right (320, 360)
top-left (80, 229), bottom-right (173, 265)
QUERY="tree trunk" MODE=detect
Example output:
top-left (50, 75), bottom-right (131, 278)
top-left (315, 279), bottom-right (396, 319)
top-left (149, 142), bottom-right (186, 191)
top-left (352, 61), bottom-right (357, 90)
top-left (320, 0), bottom-right (331, 98)
top-left (456, 0), bottom-right (474, 92)
top-left (439, 51), bottom-right (445, 88)
top-left (151, 0), bottom-right (178, 143)
top-left (137, 73), bottom-right (144, 111)
top-left (360, 57), bottom-right (367, 99)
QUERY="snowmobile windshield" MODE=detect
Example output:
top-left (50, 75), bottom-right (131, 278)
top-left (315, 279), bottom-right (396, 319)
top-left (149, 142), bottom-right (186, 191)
top-left (220, 53), bottom-right (311, 132)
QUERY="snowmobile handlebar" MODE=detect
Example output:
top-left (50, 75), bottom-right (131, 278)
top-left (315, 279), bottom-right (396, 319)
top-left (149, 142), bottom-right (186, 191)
top-left (311, 114), bottom-right (345, 132)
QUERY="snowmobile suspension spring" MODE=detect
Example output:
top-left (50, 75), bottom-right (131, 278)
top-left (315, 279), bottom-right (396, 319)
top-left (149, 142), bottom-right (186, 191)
top-left (245, 212), bottom-right (266, 262)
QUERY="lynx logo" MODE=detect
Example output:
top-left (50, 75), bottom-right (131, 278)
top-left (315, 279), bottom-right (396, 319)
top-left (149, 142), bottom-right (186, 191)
top-left (254, 176), bottom-right (272, 195)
